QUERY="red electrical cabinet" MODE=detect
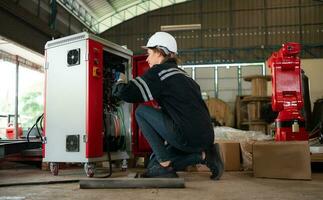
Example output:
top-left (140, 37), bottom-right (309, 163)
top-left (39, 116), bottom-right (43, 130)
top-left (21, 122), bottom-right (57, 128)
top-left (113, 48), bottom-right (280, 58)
top-left (44, 32), bottom-right (155, 177)
top-left (43, 32), bottom-right (132, 176)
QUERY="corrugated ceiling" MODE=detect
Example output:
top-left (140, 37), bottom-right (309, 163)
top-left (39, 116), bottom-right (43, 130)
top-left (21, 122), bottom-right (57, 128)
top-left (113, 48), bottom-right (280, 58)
top-left (58, 0), bottom-right (192, 34)
top-left (0, 37), bottom-right (44, 72)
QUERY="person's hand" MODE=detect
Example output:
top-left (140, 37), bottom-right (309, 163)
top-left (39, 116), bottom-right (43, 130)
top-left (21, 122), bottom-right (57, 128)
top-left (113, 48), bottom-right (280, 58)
top-left (117, 73), bottom-right (126, 82)
top-left (112, 73), bottom-right (126, 104)
top-left (115, 63), bottom-right (125, 74)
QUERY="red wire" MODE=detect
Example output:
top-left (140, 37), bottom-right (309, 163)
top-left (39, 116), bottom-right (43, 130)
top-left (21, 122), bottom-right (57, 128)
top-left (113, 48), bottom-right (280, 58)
top-left (113, 114), bottom-right (120, 137)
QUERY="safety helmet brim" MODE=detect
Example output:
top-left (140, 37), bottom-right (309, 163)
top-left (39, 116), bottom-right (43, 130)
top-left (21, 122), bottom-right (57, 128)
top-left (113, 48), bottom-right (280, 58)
top-left (142, 32), bottom-right (178, 54)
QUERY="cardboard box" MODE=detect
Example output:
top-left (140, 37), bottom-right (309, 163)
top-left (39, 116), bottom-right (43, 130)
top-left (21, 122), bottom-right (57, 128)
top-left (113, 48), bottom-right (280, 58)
top-left (217, 141), bottom-right (241, 171)
top-left (311, 153), bottom-right (323, 162)
top-left (240, 140), bottom-right (256, 171)
top-left (253, 141), bottom-right (311, 180)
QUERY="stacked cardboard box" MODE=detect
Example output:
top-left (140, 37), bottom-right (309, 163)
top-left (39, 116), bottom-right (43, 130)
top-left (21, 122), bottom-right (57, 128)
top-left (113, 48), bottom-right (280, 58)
top-left (188, 140), bottom-right (311, 181)
top-left (218, 141), bottom-right (241, 171)
top-left (253, 141), bottom-right (311, 180)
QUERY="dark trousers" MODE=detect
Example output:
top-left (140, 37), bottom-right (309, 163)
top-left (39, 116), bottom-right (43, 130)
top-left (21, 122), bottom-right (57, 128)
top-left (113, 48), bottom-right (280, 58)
top-left (135, 105), bottom-right (203, 171)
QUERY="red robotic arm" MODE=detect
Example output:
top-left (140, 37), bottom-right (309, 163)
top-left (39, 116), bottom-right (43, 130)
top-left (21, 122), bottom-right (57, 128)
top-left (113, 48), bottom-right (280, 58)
top-left (267, 43), bottom-right (308, 141)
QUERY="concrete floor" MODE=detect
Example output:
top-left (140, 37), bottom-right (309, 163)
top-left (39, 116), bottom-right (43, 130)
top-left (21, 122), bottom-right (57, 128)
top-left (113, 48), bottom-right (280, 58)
top-left (0, 164), bottom-right (323, 200)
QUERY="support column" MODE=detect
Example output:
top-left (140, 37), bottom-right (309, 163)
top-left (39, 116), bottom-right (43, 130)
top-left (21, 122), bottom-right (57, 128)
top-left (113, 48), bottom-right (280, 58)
top-left (15, 55), bottom-right (19, 139)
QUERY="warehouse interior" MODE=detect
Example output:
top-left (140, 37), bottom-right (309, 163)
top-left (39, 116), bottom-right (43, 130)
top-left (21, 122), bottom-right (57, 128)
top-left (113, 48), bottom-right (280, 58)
top-left (1, 0), bottom-right (323, 199)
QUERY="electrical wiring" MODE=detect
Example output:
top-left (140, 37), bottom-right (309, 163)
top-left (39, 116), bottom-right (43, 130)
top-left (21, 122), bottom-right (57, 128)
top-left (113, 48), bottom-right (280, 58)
top-left (99, 62), bottom-right (129, 178)
top-left (309, 122), bottom-right (323, 143)
top-left (26, 113), bottom-right (44, 143)
top-left (116, 106), bottom-right (127, 150)
top-left (98, 105), bottom-right (126, 179)
top-left (113, 112), bottom-right (121, 137)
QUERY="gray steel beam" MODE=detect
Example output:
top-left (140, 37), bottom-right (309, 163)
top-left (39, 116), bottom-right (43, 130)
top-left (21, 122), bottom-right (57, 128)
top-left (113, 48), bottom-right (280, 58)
top-left (49, 0), bottom-right (58, 30)
top-left (0, 0), bottom-right (60, 54)
top-left (15, 56), bottom-right (19, 139)
top-left (143, 4), bottom-right (323, 17)
top-left (105, 0), bottom-right (124, 21)
top-left (57, 0), bottom-right (99, 33)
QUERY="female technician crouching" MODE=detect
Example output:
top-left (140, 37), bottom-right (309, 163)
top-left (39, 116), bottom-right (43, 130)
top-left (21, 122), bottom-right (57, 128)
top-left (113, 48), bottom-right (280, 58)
top-left (112, 32), bottom-right (223, 180)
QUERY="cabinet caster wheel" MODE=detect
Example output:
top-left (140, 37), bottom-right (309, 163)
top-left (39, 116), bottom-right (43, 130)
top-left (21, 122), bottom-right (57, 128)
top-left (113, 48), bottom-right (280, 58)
top-left (84, 163), bottom-right (96, 177)
top-left (50, 162), bottom-right (59, 176)
top-left (121, 159), bottom-right (128, 171)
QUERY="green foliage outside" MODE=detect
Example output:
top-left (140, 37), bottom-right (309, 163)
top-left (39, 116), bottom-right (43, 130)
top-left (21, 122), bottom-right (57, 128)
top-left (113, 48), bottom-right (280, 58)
top-left (19, 91), bottom-right (43, 129)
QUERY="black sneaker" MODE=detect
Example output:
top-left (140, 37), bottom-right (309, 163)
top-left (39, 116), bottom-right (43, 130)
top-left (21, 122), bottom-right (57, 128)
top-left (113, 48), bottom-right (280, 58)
top-left (205, 143), bottom-right (224, 180)
top-left (147, 153), bottom-right (157, 169)
top-left (139, 160), bottom-right (178, 178)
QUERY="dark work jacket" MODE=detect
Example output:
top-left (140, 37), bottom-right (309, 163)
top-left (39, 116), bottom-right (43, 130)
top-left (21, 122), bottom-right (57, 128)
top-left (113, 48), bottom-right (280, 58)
top-left (113, 60), bottom-right (214, 149)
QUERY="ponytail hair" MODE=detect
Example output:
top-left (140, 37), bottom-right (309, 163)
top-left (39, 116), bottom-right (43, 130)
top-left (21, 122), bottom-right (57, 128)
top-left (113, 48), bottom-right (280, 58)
top-left (151, 47), bottom-right (181, 65)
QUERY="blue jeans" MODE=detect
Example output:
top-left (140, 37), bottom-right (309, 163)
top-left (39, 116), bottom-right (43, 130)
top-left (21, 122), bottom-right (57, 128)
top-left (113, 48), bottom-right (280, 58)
top-left (135, 105), bottom-right (204, 171)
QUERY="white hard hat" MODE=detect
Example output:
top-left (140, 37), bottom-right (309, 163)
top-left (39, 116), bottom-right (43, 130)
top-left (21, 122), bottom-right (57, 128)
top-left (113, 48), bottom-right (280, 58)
top-left (142, 32), bottom-right (177, 54)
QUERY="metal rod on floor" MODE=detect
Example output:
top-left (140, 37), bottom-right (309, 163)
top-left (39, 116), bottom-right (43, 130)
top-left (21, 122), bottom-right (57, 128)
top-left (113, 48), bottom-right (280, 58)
top-left (0, 179), bottom-right (80, 187)
top-left (80, 178), bottom-right (185, 189)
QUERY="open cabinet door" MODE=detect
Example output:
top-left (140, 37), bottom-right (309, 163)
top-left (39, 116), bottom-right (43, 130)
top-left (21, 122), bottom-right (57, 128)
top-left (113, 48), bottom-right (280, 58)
top-left (131, 55), bottom-right (158, 156)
